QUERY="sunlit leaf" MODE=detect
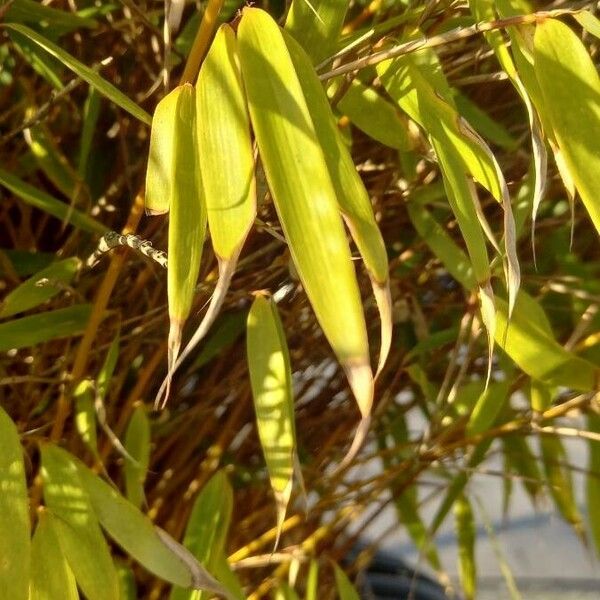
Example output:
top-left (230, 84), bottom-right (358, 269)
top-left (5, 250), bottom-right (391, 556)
top-left (0, 406), bottom-right (30, 600)
top-left (454, 494), bottom-right (476, 600)
top-left (247, 296), bottom-right (296, 547)
top-left (333, 563), bottom-right (360, 600)
top-left (30, 511), bottom-right (79, 600)
top-left (74, 379), bottom-right (99, 459)
top-left (41, 444), bottom-right (119, 600)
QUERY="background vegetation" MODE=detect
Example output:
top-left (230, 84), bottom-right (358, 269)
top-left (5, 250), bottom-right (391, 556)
top-left (1, 0), bottom-right (600, 598)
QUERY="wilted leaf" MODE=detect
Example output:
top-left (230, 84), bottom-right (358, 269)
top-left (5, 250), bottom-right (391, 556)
top-left (0, 406), bottom-right (30, 600)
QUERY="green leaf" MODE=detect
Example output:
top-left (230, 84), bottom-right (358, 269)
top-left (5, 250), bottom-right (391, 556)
top-left (0, 407), bottom-right (30, 600)
top-left (123, 405), bottom-right (150, 509)
top-left (0, 257), bottom-right (80, 319)
top-left (41, 444), bottom-right (119, 600)
top-left (6, 0), bottom-right (97, 32)
top-left (98, 331), bottom-right (120, 401)
top-left (333, 563), bottom-right (360, 600)
top-left (239, 8), bottom-right (373, 440)
top-left (74, 379), bottom-right (99, 458)
top-left (78, 86), bottom-right (102, 178)
top-left (467, 380), bottom-right (510, 437)
top-left (285, 0), bottom-right (350, 65)
top-left (247, 296), bottom-right (296, 546)
top-left (170, 470), bottom-right (243, 600)
top-left (0, 304), bottom-right (93, 351)
top-left (502, 434), bottom-right (543, 505)
top-left (0, 167), bottom-right (107, 233)
top-left (540, 434), bottom-right (585, 539)
top-left (3, 24), bottom-right (151, 125)
top-left (534, 18), bottom-right (600, 233)
top-left (587, 411), bottom-right (600, 557)
top-left (75, 460), bottom-right (230, 596)
top-left (273, 582), bottom-right (300, 600)
top-left (454, 494), bottom-right (476, 600)
top-left (305, 559), bottom-right (319, 600)
top-left (30, 511), bottom-right (79, 600)
top-left (116, 562), bottom-right (137, 600)
top-left (337, 79), bottom-right (412, 151)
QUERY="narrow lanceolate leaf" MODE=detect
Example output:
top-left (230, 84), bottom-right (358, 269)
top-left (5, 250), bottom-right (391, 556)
top-left (540, 434), bottom-right (585, 540)
top-left (454, 494), bottom-right (476, 600)
top-left (0, 257), bottom-right (80, 319)
top-left (0, 304), bottom-right (93, 351)
top-left (284, 32), bottom-right (392, 378)
top-left (333, 563), bottom-right (360, 600)
top-left (123, 405), bottom-right (150, 509)
top-left (502, 434), bottom-right (543, 505)
top-left (247, 296), bottom-right (296, 548)
top-left (534, 18), bottom-right (600, 233)
top-left (285, 0), bottom-right (350, 65)
top-left (305, 559), bottom-right (319, 600)
top-left (159, 24), bottom-right (257, 403)
top-left (337, 79), bottom-right (412, 151)
top-left (74, 379), bottom-right (99, 459)
top-left (0, 407), bottom-right (30, 600)
top-left (273, 583), bottom-right (300, 600)
top-left (3, 24), bottom-right (150, 125)
top-left (30, 511), bottom-right (79, 600)
top-left (587, 411), bottom-right (600, 557)
top-left (239, 9), bottom-right (373, 454)
top-left (467, 380), bottom-right (510, 437)
top-left (41, 444), bottom-right (119, 600)
top-left (74, 460), bottom-right (230, 596)
top-left (0, 167), bottom-right (106, 234)
top-left (159, 84), bottom-right (207, 404)
top-left (170, 470), bottom-right (243, 600)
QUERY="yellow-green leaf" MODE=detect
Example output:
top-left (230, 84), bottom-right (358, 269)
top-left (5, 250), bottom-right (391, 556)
top-left (239, 8), bottom-right (373, 442)
top-left (305, 559), bottom-right (319, 600)
top-left (0, 407), bottom-right (30, 600)
top-left (123, 405), bottom-right (150, 509)
top-left (534, 18), bottom-right (600, 233)
top-left (163, 24), bottom-right (257, 394)
top-left (41, 444), bottom-right (119, 600)
top-left (30, 511), bottom-right (79, 600)
top-left (333, 563), bottom-right (359, 600)
top-left (274, 583), bottom-right (300, 600)
top-left (454, 494), bottom-right (476, 600)
top-left (467, 380), bottom-right (510, 437)
top-left (74, 379), bottom-right (99, 459)
top-left (247, 296), bottom-right (296, 546)
top-left (587, 411), bottom-right (600, 556)
top-left (0, 257), bottom-right (80, 319)
top-left (284, 31), bottom-right (392, 378)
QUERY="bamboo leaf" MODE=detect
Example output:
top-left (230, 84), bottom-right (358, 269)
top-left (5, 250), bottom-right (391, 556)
top-left (74, 459), bottom-right (229, 596)
top-left (0, 167), bottom-right (106, 234)
top-left (274, 583), bottom-right (300, 600)
top-left (247, 296), bottom-right (296, 547)
top-left (160, 24), bottom-right (257, 400)
top-left (454, 494), bottom-right (476, 600)
top-left (285, 0), bottom-right (350, 65)
top-left (116, 562), bottom-right (137, 600)
top-left (170, 470), bottom-right (244, 600)
top-left (123, 405), bottom-right (150, 509)
top-left (284, 31), bottom-right (392, 378)
top-left (6, 0), bottom-right (97, 32)
top-left (587, 410), bottom-right (600, 556)
top-left (0, 257), bottom-right (80, 319)
top-left (305, 559), bottom-right (319, 600)
top-left (0, 406), bottom-right (30, 600)
top-left (98, 331), bottom-right (120, 400)
top-left (540, 433), bottom-right (585, 540)
top-left (332, 563), bottom-right (360, 600)
top-left (74, 379), bottom-right (99, 459)
top-left (239, 8), bottom-right (373, 455)
top-left (41, 444), bottom-right (119, 600)
top-left (534, 18), bottom-right (600, 233)
top-left (0, 304), bottom-right (93, 351)
top-left (336, 79), bottom-right (412, 151)
top-left (502, 434), bottom-right (543, 505)
top-left (3, 24), bottom-right (151, 125)
top-left (30, 511), bottom-right (79, 600)
top-left (156, 84), bottom-right (207, 403)
top-left (467, 380), bottom-right (510, 437)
